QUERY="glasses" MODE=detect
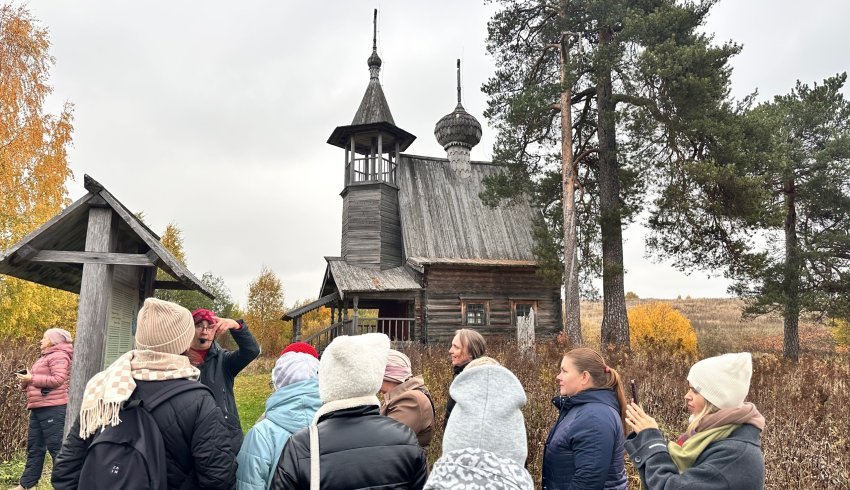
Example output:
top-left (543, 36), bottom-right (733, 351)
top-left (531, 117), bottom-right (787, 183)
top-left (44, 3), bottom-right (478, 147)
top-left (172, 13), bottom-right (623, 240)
top-left (195, 324), bottom-right (216, 332)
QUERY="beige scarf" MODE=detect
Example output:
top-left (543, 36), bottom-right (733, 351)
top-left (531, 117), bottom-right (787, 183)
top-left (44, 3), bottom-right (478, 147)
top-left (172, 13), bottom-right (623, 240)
top-left (79, 349), bottom-right (200, 439)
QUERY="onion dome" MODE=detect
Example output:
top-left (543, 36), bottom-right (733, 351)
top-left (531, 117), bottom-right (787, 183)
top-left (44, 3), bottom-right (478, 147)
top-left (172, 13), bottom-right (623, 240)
top-left (434, 59), bottom-right (482, 150)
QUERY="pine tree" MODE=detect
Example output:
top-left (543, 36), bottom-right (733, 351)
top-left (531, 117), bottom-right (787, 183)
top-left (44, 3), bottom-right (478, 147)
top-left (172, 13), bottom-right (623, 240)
top-left (483, 0), bottom-right (740, 347)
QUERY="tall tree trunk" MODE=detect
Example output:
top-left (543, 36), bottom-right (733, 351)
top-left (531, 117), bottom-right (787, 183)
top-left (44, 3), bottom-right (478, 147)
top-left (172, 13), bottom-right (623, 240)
top-left (783, 177), bottom-right (801, 361)
top-left (597, 28), bottom-right (630, 347)
top-left (560, 27), bottom-right (582, 346)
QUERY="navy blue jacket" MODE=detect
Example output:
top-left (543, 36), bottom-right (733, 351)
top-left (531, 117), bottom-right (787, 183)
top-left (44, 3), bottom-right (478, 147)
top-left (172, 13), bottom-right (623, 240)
top-left (542, 389), bottom-right (628, 490)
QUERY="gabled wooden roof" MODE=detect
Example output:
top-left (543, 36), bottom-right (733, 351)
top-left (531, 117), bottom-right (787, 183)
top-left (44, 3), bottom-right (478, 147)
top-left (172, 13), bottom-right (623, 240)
top-left (319, 256), bottom-right (421, 298)
top-left (396, 155), bottom-right (539, 262)
top-left (0, 175), bottom-right (213, 298)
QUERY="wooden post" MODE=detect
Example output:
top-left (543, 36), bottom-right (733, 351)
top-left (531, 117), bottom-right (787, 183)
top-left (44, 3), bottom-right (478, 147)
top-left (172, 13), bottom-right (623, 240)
top-left (394, 141), bottom-right (400, 184)
top-left (65, 206), bottom-right (117, 436)
top-left (351, 296), bottom-right (359, 335)
top-left (375, 133), bottom-right (384, 180)
top-left (293, 316), bottom-right (302, 342)
top-left (344, 146), bottom-right (350, 187)
top-left (350, 137), bottom-right (356, 183)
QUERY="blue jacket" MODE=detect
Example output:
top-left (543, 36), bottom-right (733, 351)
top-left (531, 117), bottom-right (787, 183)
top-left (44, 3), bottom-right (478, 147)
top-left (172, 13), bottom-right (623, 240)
top-left (236, 378), bottom-right (322, 490)
top-left (542, 389), bottom-right (628, 490)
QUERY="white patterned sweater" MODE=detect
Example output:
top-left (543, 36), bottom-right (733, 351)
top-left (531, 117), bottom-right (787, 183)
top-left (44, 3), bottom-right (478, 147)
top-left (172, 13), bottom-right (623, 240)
top-left (424, 447), bottom-right (534, 490)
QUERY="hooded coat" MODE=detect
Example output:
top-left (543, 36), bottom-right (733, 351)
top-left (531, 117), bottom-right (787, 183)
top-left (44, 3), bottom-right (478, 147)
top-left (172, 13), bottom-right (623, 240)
top-left (22, 343), bottom-right (73, 409)
top-left (381, 375), bottom-right (435, 448)
top-left (236, 378), bottom-right (322, 490)
top-left (427, 364), bottom-right (533, 490)
top-left (269, 333), bottom-right (427, 489)
top-left (542, 389), bottom-right (627, 490)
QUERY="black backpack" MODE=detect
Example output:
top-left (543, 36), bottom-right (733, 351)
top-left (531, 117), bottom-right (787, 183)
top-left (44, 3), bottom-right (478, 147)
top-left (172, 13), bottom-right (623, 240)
top-left (78, 380), bottom-right (210, 490)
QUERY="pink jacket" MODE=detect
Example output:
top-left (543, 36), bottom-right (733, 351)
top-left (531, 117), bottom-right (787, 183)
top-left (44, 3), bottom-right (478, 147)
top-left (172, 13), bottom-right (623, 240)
top-left (21, 342), bottom-right (73, 409)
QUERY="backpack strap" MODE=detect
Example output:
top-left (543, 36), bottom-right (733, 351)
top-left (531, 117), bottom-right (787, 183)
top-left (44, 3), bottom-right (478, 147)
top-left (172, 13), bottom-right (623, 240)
top-left (309, 424), bottom-right (320, 490)
top-left (139, 380), bottom-right (212, 412)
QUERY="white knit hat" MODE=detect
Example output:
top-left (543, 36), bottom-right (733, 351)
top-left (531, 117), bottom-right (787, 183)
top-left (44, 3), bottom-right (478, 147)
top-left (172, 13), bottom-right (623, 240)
top-left (687, 352), bottom-right (753, 409)
top-left (318, 333), bottom-right (390, 403)
top-left (272, 351), bottom-right (319, 390)
top-left (134, 298), bottom-right (196, 355)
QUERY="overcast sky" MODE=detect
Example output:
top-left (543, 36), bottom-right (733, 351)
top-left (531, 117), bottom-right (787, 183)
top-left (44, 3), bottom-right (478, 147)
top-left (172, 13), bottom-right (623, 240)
top-left (27, 0), bottom-right (850, 309)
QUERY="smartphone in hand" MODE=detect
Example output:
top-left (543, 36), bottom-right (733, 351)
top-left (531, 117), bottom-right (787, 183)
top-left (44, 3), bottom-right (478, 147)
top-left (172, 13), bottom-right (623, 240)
top-left (629, 379), bottom-right (639, 404)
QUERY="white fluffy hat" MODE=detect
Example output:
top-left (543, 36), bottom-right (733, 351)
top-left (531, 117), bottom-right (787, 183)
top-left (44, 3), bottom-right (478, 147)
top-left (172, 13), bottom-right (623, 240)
top-left (687, 352), bottom-right (753, 409)
top-left (318, 333), bottom-right (390, 403)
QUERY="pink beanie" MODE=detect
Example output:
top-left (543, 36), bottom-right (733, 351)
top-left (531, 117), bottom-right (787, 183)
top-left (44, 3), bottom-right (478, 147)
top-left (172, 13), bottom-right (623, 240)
top-left (45, 328), bottom-right (72, 345)
top-left (384, 349), bottom-right (412, 384)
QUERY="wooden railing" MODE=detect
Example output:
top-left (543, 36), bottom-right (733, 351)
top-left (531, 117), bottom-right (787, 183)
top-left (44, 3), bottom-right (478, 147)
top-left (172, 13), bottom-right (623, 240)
top-left (303, 317), bottom-right (416, 354)
top-left (345, 156), bottom-right (396, 184)
top-left (356, 317), bottom-right (415, 342)
top-left (302, 320), bottom-right (349, 354)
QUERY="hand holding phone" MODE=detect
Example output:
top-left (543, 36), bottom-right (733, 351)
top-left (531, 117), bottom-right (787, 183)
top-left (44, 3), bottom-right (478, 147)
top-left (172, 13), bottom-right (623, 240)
top-left (14, 369), bottom-right (28, 376)
top-left (629, 379), bottom-right (639, 405)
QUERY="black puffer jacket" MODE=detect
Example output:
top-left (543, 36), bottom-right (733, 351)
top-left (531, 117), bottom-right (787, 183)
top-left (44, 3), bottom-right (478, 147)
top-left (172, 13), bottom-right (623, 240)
top-left (270, 404), bottom-right (428, 489)
top-left (51, 379), bottom-right (237, 490)
top-left (199, 322), bottom-right (261, 452)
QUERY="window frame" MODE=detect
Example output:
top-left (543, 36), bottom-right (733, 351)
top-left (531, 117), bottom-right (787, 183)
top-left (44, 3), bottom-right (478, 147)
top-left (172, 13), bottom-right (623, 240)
top-left (462, 300), bottom-right (490, 326)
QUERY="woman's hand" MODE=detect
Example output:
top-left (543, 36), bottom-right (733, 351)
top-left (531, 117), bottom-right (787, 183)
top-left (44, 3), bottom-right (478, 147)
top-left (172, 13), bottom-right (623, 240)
top-left (16, 371), bottom-right (33, 383)
top-left (212, 317), bottom-right (241, 338)
top-left (625, 401), bottom-right (658, 434)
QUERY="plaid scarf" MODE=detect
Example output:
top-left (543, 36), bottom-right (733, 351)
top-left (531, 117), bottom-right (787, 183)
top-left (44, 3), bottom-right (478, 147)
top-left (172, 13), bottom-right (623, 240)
top-left (79, 349), bottom-right (200, 439)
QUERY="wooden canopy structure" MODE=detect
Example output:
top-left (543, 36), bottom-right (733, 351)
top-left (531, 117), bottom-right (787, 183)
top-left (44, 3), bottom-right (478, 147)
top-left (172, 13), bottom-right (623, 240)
top-left (0, 174), bottom-right (212, 434)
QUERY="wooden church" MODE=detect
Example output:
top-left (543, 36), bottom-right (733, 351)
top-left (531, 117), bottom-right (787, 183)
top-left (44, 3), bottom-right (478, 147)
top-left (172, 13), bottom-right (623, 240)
top-left (284, 13), bottom-right (562, 347)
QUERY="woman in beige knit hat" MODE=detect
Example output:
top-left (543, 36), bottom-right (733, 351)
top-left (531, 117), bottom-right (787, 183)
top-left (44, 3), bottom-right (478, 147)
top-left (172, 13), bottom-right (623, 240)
top-left (624, 352), bottom-right (766, 489)
top-left (51, 298), bottom-right (237, 489)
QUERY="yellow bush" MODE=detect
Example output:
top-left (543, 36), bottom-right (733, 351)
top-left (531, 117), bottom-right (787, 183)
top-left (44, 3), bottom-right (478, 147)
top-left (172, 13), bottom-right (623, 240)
top-left (628, 302), bottom-right (698, 357)
top-left (830, 318), bottom-right (850, 352)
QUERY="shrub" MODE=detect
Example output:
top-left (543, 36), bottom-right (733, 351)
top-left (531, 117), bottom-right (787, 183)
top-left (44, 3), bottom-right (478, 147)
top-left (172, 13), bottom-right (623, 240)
top-left (627, 302), bottom-right (698, 357)
top-left (625, 291), bottom-right (639, 300)
top-left (831, 318), bottom-right (850, 352)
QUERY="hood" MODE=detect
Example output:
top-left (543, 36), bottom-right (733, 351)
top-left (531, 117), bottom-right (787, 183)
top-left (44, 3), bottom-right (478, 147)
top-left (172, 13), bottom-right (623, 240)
top-left (265, 378), bottom-right (323, 434)
top-left (384, 375), bottom-right (426, 404)
top-left (443, 365), bottom-right (528, 466)
top-left (42, 342), bottom-right (73, 359)
top-left (552, 387), bottom-right (620, 413)
top-left (425, 448), bottom-right (534, 490)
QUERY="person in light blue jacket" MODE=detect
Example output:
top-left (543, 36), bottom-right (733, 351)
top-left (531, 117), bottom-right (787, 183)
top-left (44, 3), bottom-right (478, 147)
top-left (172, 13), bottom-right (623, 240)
top-left (236, 343), bottom-right (321, 490)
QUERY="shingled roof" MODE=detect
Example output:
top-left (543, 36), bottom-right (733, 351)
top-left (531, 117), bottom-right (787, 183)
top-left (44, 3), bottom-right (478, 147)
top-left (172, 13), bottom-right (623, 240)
top-left (396, 155), bottom-right (538, 263)
top-left (0, 175), bottom-right (213, 298)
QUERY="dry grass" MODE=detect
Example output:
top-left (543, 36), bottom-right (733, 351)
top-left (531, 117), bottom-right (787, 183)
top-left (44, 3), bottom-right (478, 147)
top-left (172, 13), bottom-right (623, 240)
top-left (406, 298), bottom-right (847, 489)
top-left (0, 299), bottom-right (847, 489)
top-left (407, 341), bottom-right (849, 489)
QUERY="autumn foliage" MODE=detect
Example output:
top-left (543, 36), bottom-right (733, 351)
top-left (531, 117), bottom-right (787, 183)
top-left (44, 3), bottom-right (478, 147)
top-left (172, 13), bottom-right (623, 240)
top-left (831, 318), bottom-right (850, 352)
top-left (0, 4), bottom-right (77, 340)
top-left (627, 302), bottom-right (698, 357)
